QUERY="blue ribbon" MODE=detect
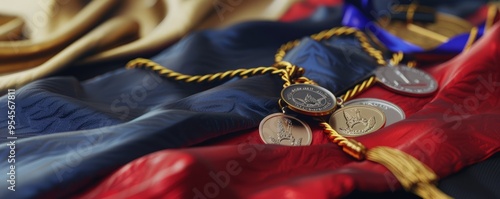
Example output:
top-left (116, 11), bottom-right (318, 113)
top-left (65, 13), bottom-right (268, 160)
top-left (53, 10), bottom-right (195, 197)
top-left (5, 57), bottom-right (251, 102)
top-left (342, 1), bottom-right (487, 54)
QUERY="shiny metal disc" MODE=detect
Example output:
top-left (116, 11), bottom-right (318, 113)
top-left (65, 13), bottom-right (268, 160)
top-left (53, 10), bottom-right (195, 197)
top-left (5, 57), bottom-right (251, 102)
top-left (259, 113), bottom-right (312, 146)
top-left (328, 105), bottom-right (386, 137)
top-left (344, 98), bottom-right (405, 126)
top-left (375, 65), bottom-right (438, 96)
top-left (377, 12), bottom-right (473, 50)
top-left (281, 84), bottom-right (336, 116)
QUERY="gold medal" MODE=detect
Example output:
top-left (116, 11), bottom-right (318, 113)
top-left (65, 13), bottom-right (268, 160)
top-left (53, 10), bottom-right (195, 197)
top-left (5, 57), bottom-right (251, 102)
top-left (328, 105), bottom-right (386, 137)
top-left (259, 113), bottom-right (312, 146)
top-left (344, 98), bottom-right (405, 126)
top-left (376, 12), bottom-right (473, 50)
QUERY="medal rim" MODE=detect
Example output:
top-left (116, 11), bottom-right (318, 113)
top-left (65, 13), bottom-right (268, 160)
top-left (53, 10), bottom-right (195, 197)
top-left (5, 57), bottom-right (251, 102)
top-left (343, 98), bottom-right (405, 126)
top-left (280, 84), bottom-right (337, 116)
top-left (375, 65), bottom-right (438, 96)
top-left (328, 104), bottom-right (386, 137)
top-left (259, 113), bottom-right (313, 146)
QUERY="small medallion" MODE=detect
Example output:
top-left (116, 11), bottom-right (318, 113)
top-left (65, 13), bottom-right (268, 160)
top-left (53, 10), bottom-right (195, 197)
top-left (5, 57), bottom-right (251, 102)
top-left (281, 84), bottom-right (336, 116)
top-left (344, 98), bottom-right (405, 126)
top-left (259, 113), bottom-right (312, 146)
top-left (375, 65), bottom-right (438, 96)
top-left (328, 105), bottom-right (386, 137)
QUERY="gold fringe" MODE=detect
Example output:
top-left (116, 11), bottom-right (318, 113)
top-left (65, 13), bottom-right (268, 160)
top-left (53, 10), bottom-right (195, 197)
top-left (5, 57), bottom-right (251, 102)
top-left (367, 147), bottom-right (453, 199)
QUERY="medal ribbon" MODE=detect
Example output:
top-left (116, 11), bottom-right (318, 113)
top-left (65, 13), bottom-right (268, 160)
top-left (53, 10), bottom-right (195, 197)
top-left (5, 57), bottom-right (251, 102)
top-left (342, 0), bottom-right (498, 54)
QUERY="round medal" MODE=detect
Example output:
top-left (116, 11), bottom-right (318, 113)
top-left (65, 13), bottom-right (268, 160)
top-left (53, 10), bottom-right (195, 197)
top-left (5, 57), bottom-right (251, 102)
top-left (375, 66), bottom-right (438, 96)
top-left (259, 113), bottom-right (312, 146)
top-left (377, 12), bottom-right (473, 50)
top-left (344, 98), bottom-right (405, 126)
top-left (281, 84), bottom-right (337, 116)
top-left (328, 105), bottom-right (386, 137)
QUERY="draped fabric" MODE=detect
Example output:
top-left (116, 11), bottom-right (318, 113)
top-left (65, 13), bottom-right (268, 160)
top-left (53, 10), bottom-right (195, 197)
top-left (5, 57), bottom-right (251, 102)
top-left (73, 22), bottom-right (500, 199)
top-left (0, 6), bottom-right (349, 199)
top-left (0, 0), bottom-right (298, 91)
top-left (0, 1), bottom-right (499, 198)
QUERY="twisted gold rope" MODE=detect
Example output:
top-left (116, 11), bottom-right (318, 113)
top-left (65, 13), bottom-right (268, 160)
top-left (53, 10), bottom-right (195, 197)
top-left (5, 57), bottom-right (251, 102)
top-left (127, 58), bottom-right (296, 88)
top-left (276, 27), bottom-right (411, 102)
top-left (275, 27), bottom-right (387, 66)
top-left (319, 121), bottom-right (367, 160)
top-left (338, 52), bottom-right (405, 102)
top-left (341, 76), bottom-right (378, 102)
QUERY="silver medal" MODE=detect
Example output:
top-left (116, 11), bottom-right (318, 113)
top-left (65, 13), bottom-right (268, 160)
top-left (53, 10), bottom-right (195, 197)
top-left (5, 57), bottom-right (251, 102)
top-left (343, 98), bottom-right (405, 126)
top-left (375, 65), bottom-right (438, 96)
top-left (281, 84), bottom-right (337, 116)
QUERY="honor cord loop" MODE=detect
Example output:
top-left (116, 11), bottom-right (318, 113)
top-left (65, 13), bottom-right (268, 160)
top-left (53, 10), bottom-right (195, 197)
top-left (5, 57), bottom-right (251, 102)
top-left (274, 26), bottom-right (451, 198)
top-left (125, 26), bottom-right (451, 199)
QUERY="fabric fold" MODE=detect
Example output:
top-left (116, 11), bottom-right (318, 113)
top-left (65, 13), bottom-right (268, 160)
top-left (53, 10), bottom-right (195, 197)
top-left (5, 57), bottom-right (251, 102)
top-left (74, 21), bottom-right (500, 199)
top-left (0, 0), bottom-right (297, 90)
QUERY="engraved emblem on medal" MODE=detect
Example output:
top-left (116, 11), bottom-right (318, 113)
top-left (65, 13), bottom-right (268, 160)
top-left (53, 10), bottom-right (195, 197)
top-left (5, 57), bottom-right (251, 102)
top-left (259, 113), bottom-right (312, 146)
top-left (375, 65), bottom-right (438, 96)
top-left (281, 84), bottom-right (337, 116)
top-left (344, 98), bottom-right (405, 126)
top-left (329, 105), bottom-right (386, 137)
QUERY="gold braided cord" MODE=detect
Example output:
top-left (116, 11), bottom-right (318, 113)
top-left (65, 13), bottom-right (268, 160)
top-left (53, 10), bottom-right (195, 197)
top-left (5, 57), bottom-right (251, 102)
top-left (340, 76), bottom-right (377, 102)
top-left (294, 76), bottom-right (317, 85)
top-left (275, 27), bottom-right (387, 66)
top-left (367, 147), bottom-right (452, 199)
top-left (463, 27), bottom-right (478, 52)
top-left (126, 28), bottom-right (453, 199)
top-left (333, 52), bottom-right (404, 158)
top-left (320, 122), bottom-right (367, 160)
top-left (274, 27), bottom-right (411, 106)
top-left (389, 51), bottom-right (404, 66)
top-left (277, 27), bottom-right (451, 198)
top-left (406, 3), bottom-right (418, 24)
top-left (485, 4), bottom-right (499, 32)
top-left (340, 51), bottom-right (406, 102)
top-left (127, 58), bottom-right (294, 88)
top-left (464, 5), bottom-right (497, 52)
top-left (274, 40), bottom-right (299, 64)
top-left (407, 61), bottom-right (417, 68)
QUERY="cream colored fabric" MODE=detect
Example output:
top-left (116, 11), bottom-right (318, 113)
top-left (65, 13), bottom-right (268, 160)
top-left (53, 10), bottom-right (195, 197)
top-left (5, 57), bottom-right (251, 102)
top-left (0, 15), bottom-right (23, 41)
top-left (0, 0), bottom-right (297, 91)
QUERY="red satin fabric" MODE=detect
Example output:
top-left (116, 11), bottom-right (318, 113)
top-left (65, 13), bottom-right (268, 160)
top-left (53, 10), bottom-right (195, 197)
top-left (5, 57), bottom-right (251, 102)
top-left (73, 21), bottom-right (500, 199)
top-left (280, 0), bottom-right (341, 22)
top-left (467, 5), bottom-right (500, 26)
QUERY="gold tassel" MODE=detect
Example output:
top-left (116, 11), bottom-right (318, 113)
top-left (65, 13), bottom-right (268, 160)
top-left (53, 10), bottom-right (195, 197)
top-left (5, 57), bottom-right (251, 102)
top-left (367, 147), bottom-right (453, 199)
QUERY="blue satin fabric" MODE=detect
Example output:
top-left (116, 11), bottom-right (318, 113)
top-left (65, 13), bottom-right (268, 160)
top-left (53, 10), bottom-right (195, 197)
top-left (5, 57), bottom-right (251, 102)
top-left (0, 7), bottom-right (384, 198)
top-left (343, 0), bottom-right (489, 54)
top-left (283, 37), bottom-right (377, 95)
